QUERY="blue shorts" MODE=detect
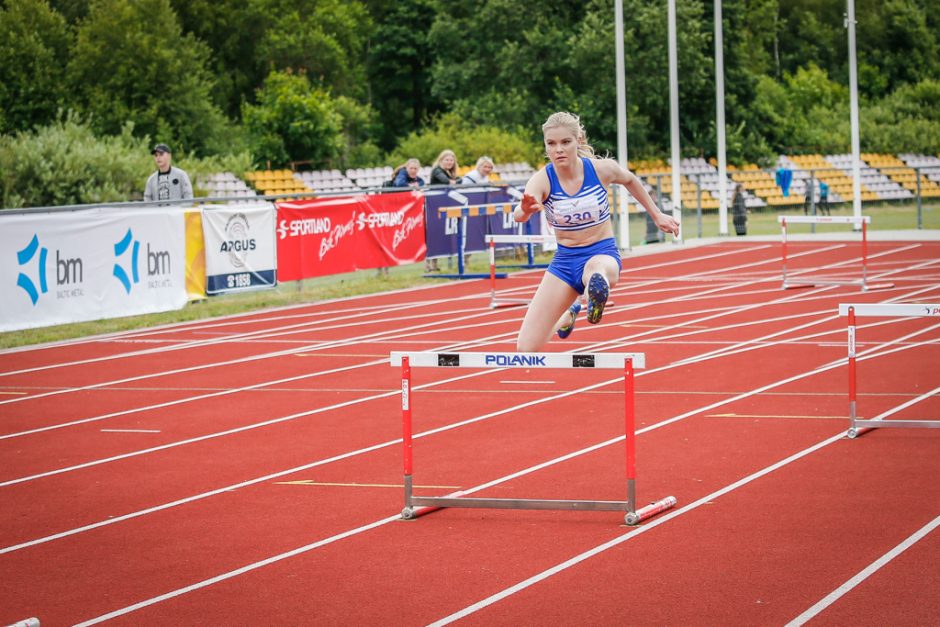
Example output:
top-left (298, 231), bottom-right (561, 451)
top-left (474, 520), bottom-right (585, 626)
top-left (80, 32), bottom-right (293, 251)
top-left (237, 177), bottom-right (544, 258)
top-left (547, 238), bottom-right (621, 294)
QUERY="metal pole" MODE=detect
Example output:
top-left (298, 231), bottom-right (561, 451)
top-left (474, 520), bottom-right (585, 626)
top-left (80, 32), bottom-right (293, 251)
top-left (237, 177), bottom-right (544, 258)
top-left (714, 0), bottom-right (729, 236)
top-left (695, 174), bottom-right (703, 238)
top-left (668, 0), bottom-right (683, 243)
top-left (846, 1), bottom-right (863, 228)
top-left (615, 0), bottom-right (632, 251)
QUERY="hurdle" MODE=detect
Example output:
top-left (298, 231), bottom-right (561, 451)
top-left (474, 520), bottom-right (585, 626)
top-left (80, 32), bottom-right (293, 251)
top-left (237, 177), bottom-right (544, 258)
top-left (485, 233), bottom-right (555, 308)
top-left (839, 303), bottom-right (940, 438)
top-left (433, 202), bottom-right (517, 279)
top-left (778, 215), bottom-right (894, 291)
top-left (390, 351), bottom-right (677, 526)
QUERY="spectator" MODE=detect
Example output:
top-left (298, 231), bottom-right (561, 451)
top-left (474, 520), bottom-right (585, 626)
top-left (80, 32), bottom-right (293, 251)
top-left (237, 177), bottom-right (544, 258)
top-left (391, 158), bottom-right (425, 189)
top-left (429, 150), bottom-right (462, 185)
top-left (462, 156), bottom-right (495, 185)
top-left (818, 181), bottom-right (830, 215)
top-left (731, 183), bottom-right (747, 236)
top-left (144, 143), bottom-right (193, 202)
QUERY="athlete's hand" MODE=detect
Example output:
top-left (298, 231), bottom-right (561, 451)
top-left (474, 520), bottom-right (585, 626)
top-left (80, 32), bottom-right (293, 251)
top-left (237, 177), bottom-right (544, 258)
top-left (655, 212), bottom-right (680, 236)
top-left (520, 193), bottom-right (543, 216)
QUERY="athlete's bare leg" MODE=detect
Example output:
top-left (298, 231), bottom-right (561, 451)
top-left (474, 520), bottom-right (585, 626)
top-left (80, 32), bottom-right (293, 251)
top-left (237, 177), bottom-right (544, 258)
top-left (516, 273), bottom-right (580, 353)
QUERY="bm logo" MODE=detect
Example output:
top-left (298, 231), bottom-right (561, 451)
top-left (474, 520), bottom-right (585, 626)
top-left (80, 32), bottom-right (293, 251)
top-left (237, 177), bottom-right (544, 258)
top-left (113, 228), bottom-right (172, 294)
top-left (16, 234), bottom-right (84, 305)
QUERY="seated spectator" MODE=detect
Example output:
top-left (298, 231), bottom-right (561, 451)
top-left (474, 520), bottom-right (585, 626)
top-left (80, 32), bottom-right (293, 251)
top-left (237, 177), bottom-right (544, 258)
top-left (391, 158), bottom-right (425, 188)
top-left (429, 149), bottom-right (462, 185)
top-left (462, 156), bottom-right (494, 185)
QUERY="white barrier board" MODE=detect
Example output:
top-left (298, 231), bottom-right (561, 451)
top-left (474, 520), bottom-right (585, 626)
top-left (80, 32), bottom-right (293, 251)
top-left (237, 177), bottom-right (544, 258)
top-left (390, 351), bottom-right (645, 369)
top-left (1, 208), bottom-right (187, 331)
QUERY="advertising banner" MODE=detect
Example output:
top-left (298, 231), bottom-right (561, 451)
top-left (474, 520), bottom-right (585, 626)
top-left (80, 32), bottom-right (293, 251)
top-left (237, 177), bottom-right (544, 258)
top-left (276, 191), bottom-right (426, 281)
top-left (184, 209), bottom-right (207, 300)
top-left (424, 185), bottom-right (539, 259)
top-left (1, 208), bottom-right (187, 332)
top-left (202, 203), bottom-right (278, 295)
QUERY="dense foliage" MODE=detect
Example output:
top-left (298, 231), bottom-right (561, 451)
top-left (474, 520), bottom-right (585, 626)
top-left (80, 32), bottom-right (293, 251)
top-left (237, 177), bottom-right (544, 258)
top-left (1, 0), bottom-right (938, 207)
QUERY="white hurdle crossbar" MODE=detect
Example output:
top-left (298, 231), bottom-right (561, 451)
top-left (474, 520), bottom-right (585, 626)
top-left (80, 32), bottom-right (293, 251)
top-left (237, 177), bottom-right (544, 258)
top-left (389, 351), bottom-right (676, 526)
top-left (839, 303), bottom-right (940, 438)
top-left (778, 215), bottom-right (893, 291)
top-left (485, 233), bottom-right (556, 308)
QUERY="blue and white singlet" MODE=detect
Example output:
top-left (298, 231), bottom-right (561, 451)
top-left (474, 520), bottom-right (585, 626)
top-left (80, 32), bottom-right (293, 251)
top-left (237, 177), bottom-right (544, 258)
top-left (543, 157), bottom-right (611, 232)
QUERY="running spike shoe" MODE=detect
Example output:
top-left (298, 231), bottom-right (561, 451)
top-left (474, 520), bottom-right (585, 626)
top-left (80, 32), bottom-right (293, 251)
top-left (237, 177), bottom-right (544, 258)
top-left (586, 273), bottom-right (609, 324)
top-left (556, 302), bottom-right (582, 339)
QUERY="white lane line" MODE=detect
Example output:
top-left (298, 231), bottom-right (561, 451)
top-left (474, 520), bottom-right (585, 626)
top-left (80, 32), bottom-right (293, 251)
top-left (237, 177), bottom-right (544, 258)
top-left (785, 515), bottom-right (940, 627)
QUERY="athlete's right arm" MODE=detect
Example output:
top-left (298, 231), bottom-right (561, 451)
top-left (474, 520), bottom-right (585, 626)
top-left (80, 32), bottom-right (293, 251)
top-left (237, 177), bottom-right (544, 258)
top-left (514, 169), bottom-right (549, 223)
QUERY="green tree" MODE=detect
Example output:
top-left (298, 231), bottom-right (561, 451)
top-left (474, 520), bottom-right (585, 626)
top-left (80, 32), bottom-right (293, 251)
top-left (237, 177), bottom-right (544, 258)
top-left (243, 70), bottom-right (378, 169)
top-left (67, 0), bottom-right (230, 155)
top-left (387, 112), bottom-right (539, 169)
top-left (170, 0), bottom-right (270, 119)
top-left (0, 113), bottom-right (153, 208)
top-left (259, 0), bottom-right (372, 98)
top-left (367, 0), bottom-right (438, 150)
top-left (0, 0), bottom-right (72, 133)
top-left (171, 0), bottom-right (374, 119)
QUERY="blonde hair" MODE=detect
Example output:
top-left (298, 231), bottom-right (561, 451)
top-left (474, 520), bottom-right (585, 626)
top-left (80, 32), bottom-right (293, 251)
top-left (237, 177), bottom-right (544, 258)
top-left (432, 149), bottom-right (460, 177)
top-left (542, 111), bottom-right (596, 159)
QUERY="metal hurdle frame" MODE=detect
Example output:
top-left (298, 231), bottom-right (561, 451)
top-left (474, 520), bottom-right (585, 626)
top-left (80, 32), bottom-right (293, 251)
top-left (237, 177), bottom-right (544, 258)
top-left (839, 303), bottom-right (940, 438)
top-left (485, 233), bottom-right (556, 308)
top-left (778, 215), bottom-right (893, 291)
top-left (432, 202), bottom-right (520, 280)
top-left (390, 351), bottom-right (677, 526)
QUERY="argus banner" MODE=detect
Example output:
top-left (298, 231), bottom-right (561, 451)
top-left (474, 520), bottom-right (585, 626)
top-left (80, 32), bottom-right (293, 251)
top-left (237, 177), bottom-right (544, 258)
top-left (275, 192), bottom-right (426, 281)
top-left (0, 208), bottom-right (187, 332)
top-left (202, 203), bottom-right (278, 295)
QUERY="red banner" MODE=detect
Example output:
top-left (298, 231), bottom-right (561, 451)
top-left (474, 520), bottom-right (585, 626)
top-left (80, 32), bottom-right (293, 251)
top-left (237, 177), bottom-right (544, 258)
top-left (276, 192), bottom-right (426, 281)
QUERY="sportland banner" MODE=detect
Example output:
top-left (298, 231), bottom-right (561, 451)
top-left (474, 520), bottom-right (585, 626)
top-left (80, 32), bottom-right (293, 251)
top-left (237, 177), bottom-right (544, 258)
top-left (201, 203), bottom-right (278, 295)
top-left (0, 208), bottom-right (187, 332)
top-left (276, 191), bottom-right (426, 281)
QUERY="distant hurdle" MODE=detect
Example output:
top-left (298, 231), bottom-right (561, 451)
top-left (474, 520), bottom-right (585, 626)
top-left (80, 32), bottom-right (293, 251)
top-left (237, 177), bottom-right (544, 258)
top-left (839, 303), bottom-right (940, 438)
top-left (433, 201), bottom-right (517, 280)
top-left (390, 351), bottom-right (677, 526)
top-left (485, 233), bottom-right (555, 308)
top-left (778, 215), bottom-right (894, 291)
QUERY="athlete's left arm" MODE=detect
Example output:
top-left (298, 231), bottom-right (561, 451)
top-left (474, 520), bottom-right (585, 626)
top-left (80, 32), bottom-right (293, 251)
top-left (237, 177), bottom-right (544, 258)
top-left (595, 159), bottom-right (679, 236)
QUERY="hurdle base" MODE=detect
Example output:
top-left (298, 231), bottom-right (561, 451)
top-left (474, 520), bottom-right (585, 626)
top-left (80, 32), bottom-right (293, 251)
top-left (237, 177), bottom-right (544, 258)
top-left (489, 298), bottom-right (531, 309)
top-left (625, 496), bottom-right (678, 526)
top-left (850, 419), bottom-right (939, 437)
top-left (784, 278), bottom-right (895, 291)
top-left (861, 282), bottom-right (895, 291)
top-left (405, 494), bottom-right (677, 525)
top-left (429, 273), bottom-right (505, 280)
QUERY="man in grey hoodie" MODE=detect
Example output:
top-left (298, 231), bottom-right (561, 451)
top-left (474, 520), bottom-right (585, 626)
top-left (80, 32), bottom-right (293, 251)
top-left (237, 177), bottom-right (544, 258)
top-left (144, 143), bottom-right (193, 202)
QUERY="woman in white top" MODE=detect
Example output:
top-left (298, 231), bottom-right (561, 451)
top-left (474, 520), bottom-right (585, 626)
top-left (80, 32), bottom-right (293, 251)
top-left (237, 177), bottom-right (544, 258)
top-left (513, 112), bottom-right (678, 352)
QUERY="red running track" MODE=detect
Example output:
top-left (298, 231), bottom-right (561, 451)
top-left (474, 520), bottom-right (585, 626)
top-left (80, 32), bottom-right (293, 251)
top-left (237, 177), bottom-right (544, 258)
top-left (0, 239), bottom-right (938, 626)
